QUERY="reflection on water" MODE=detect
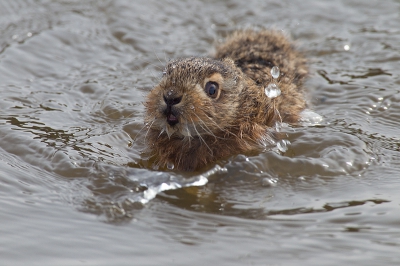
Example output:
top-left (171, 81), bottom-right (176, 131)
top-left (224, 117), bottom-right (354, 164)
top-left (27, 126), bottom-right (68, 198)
top-left (1, 0), bottom-right (400, 265)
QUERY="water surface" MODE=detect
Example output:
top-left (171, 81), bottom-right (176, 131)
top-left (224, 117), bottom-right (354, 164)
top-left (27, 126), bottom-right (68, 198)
top-left (1, 0), bottom-right (400, 265)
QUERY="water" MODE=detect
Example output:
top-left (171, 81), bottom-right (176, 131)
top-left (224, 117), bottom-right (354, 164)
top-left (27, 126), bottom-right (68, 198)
top-left (265, 66), bottom-right (281, 98)
top-left (264, 83), bottom-right (281, 98)
top-left (277, 139), bottom-right (290, 153)
top-left (127, 166), bottom-right (219, 204)
top-left (271, 65), bottom-right (280, 79)
top-left (1, 0), bottom-right (400, 265)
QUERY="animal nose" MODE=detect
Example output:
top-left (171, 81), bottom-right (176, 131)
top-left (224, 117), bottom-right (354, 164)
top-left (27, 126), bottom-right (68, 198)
top-left (163, 95), bottom-right (182, 107)
top-left (163, 95), bottom-right (181, 127)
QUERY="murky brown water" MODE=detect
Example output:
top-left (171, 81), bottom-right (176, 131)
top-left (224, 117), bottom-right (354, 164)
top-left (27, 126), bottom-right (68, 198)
top-left (1, 0), bottom-right (400, 265)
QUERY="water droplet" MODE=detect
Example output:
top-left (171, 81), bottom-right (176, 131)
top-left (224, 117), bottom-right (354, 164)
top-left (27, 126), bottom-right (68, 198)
top-left (167, 162), bottom-right (174, 170)
top-left (264, 83), bottom-right (281, 98)
top-left (271, 66), bottom-right (280, 79)
top-left (277, 139), bottom-right (290, 152)
top-left (27, 32), bottom-right (32, 37)
top-left (12, 34), bottom-right (18, 40)
top-left (344, 44), bottom-right (350, 51)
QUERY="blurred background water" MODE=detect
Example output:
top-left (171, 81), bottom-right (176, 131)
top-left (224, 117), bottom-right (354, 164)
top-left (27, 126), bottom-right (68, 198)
top-left (1, 0), bottom-right (400, 265)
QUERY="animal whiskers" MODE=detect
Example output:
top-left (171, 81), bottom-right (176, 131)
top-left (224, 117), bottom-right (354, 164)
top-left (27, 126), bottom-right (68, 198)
top-left (189, 117), bottom-right (213, 155)
top-left (191, 112), bottom-right (219, 140)
top-left (143, 118), bottom-right (156, 143)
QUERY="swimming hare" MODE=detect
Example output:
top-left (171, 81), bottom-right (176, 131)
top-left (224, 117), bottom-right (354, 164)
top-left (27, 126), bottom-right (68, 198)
top-left (144, 29), bottom-right (308, 171)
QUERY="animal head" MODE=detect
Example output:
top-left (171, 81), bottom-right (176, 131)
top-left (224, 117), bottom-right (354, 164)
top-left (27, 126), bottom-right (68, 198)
top-left (144, 57), bottom-right (245, 139)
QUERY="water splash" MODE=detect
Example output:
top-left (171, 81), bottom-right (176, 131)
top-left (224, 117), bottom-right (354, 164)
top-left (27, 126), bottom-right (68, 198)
top-left (299, 109), bottom-right (323, 126)
top-left (264, 83), bottom-right (281, 98)
top-left (259, 133), bottom-right (276, 149)
top-left (127, 165), bottom-right (226, 204)
top-left (275, 122), bottom-right (282, 132)
top-left (277, 139), bottom-right (290, 152)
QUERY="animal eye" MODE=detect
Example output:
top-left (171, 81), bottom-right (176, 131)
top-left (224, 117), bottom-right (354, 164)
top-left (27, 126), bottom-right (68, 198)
top-left (205, 81), bottom-right (219, 98)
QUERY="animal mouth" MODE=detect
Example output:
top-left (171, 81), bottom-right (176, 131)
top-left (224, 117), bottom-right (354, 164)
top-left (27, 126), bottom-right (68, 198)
top-left (164, 105), bottom-right (179, 126)
top-left (166, 113), bottom-right (179, 126)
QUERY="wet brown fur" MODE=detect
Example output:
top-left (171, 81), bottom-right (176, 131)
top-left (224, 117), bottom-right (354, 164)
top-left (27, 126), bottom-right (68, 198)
top-left (144, 29), bottom-right (308, 171)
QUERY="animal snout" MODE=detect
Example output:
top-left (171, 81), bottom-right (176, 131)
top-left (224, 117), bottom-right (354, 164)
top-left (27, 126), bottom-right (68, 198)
top-left (163, 95), bottom-right (182, 126)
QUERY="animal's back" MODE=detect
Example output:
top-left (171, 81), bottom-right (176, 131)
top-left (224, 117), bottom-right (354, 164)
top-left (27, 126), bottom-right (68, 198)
top-left (214, 29), bottom-right (308, 88)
